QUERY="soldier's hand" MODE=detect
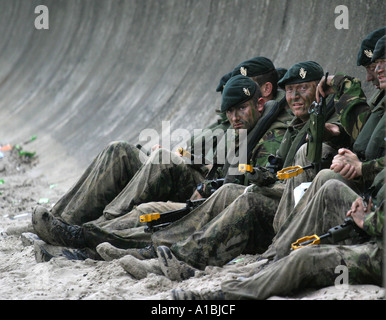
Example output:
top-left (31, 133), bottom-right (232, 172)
top-left (323, 123), bottom-right (341, 139)
top-left (316, 75), bottom-right (336, 103)
top-left (346, 197), bottom-right (373, 229)
top-left (330, 148), bottom-right (362, 180)
top-left (190, 189), bottom-right (205, 200)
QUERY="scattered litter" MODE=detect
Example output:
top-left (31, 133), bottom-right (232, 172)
top-left (10, 212), bottom-right (32, 220)
top-left (0, 179), bottom-right (4, 184)
top-left (49, 184), bottom-right (58, 189)
top-left (0, 144), bottom-right (12, 152)
top-left (18, 151), bottom-right (36, 158)
top-left (23, 135), bottom-right (37, 145)
top-left (38, 198), bottom-right (50, 204)
top-left (0, 151), bottom-right (4, 159)
top-left (226, 257), bottom-right (245, 265)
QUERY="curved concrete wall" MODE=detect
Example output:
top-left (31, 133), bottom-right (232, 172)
top-left (0, 0), bottom-right (384, 185)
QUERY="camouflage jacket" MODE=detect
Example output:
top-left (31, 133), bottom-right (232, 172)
top-left (198, 97), bottom-right (293, 193)
top-left (331, 74), bottom-right (385, 161)
top-left (363, 166), bottom-right (384, 241)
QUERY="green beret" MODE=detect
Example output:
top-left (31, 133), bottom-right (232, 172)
top-left (221, 75), bottom-right (257, 112)
top-left (216, 72), bottom-right (232, 93)
top-left (276, 67), bottom-right (288, 81)
top-left (357, 27), bottom-right (386, 66)
top-left (278, 61), bottom-right (323, 88)
top-left (231, 56), bottom-right (275, 78)
top-left (372, 35), bottom-right (386, 61)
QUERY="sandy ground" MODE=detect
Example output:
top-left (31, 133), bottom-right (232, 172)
top-left (0, 145), bottom-right (384, 301)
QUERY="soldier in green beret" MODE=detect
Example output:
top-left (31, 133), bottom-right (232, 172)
top-left (231, 56), bottom-right (282, 103)
top-left (357, 27), bottom-right (385, 91)
top-left (373, 35), bottom-right (386, 90)
top-left (292, 29), bottom-right (385, 218)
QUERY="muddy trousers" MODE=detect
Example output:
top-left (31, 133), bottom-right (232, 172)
top-left (222, 241), bottom-right (382, 300)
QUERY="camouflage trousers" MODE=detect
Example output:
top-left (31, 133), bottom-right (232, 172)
top-left (221, 179), bottom-right (382, 299)
top-left (222, 241), bottom-right (382, 300)
top-left (51, 142), bottom-right (204, 225)
top-left (263, 169), bottom-right (366, 260)
top-left (149, 144), bottom-right (336, 269)
top-left (51, 141), bottom-right (145, 225)
top-left (82, 183), bottom-right (247, 250)
top-left (158, 183), bottom-right (283, 270)
top-left (77, 143), bottom-right (334, 263)
top-left (272, 143), bottom-right (337, 232)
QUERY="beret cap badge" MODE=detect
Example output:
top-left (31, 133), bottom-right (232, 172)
top-left (240, 67), bottom-right (247, 76)
top-left (299, 67), bottom-right (307, 79)
top-left (243, 88), bottom-right (251, 96)
top-left (364, 49), bottom-right (373, 58)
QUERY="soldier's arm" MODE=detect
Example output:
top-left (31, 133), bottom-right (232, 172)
top-left (363, 200), bottom-right (384, 237)
top-left (361, 157), bottom-right (385, 186)
top-left (330, 74), bottom-right (371, 140)
top-left (247, 128), bottom-right (287, 186)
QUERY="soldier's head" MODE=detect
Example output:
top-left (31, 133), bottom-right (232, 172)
top-left (278, 61), bottom-right (323, 122)
top-left (231, 57), bottom-right (278, 103)
top-left (221, 75), bottom-right (264, 133)
top-left (216, 71), bottom-right (233, 94)
top-left (372, 35), bottom-right (386, 90)
top-left (357, 27), bottom-right (386, 89)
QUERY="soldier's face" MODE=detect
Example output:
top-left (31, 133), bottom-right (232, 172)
top-left (285, 81), bottom-right (317, 122)
top-left (375, 59), bottom-right (386, 89)
top-left (365, 63), bottom-right (380, 89)
top-left (226, 98), bottom-right (264, 133)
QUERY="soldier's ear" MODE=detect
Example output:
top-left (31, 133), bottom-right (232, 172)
top-left (261, 82), bottom-right (273, 98)
top-left (257, 97), bottom-right (265, 112)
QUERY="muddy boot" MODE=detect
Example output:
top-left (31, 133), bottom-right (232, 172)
top-left (34, 240), bottom-right (90, 262)
top-left (156, 246), bottom-right (196, 281)
top-left (32, 206), bottom-right (85, 248)
top-left (119, 256), bottom-right (163, 280)
top-left (82, 223), bottom-right (151, 250)
top-left (96, 242), bottom-right (157, 261)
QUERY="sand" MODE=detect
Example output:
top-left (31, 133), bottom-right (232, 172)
top-left (0, 146), bottom-right (384, 301)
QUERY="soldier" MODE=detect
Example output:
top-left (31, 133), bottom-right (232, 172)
top-left (373, 35), bottom-right (385, 90)
top-left (263, 29), bottom-right (385, 260)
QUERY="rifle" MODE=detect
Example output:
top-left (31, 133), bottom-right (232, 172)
top-left (291, 217), bottom-right (369, 251)
top-left (306, 72), bottom-right (335, 173)
top-left (139, 198), bottom-right (206, 233)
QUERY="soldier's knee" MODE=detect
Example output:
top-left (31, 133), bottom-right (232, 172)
top-left (217, 183), bottom-right (246, 195)
top-left (314, 169), bottom-right (340, 185)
